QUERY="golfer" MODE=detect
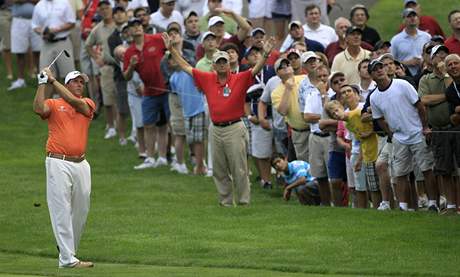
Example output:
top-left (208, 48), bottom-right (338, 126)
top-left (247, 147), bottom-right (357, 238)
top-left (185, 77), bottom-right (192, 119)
top-left (33, 68), bottom-right (95, 268)
top-left (163, 32), bottom-right (275, 206)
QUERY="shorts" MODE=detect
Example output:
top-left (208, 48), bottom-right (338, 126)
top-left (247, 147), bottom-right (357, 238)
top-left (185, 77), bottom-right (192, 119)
top-left (168, 93), bottom-right (186, 136)
top-left (115, 79), bottom-right (130, 115)
top-left (100, 65), bottom-right (116, 106)
top-left (293, 180), bottom-right (321, 205)
top-left (251, 122), bottom-right (273, 159)
top-left (39, 38), bottom-right (75, 78)
top-left (431, 127), bottom-right (460, 175)
top-left (249, 0), bottom-right (273, 18)
top-left (80, 41), bottom-right (99, 75)
top-left (11, 17), bottom-right (42, 53)
top-left (142, 94), bottom-right (170, 126)
top-left (308, 133), bottom-right (330, 178)
top-left (0, 9), bottom-right (11, 50)
top-left (327, 151), bottom-right (347, 181)
top-left (185, 112), bottom-right (208, 144)
top-left (291, 129), bottom-right (310, 162)
top-left (128, 93), bottom-right (143, 128)
top-left (363, 161), bottom-right (380, 192)
top-left (350, 153), bottom-right (366, 191)
top-left (392, 139), bottom-right (434, 177)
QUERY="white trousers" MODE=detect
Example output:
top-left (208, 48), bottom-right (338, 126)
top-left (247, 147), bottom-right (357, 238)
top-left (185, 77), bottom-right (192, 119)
top-left (45, 157), bottom-right (91, 267)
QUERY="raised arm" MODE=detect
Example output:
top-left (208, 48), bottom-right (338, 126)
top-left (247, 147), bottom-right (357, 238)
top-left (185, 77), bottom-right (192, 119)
top-left (216, 8), bottom-right (251, 42)
top-left (40, 68), bottom-right (93, 117)
top-left (33, 76), bottom-right (51, 117)
top-left (162, 33), bottom-right (193, 76)
top-left (251, 37), bottom-right (275, 77)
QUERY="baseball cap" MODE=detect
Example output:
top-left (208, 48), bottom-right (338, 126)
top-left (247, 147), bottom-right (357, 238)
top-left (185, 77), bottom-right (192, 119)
top-left (185, 10), bottom-right (198, 20)
top-left (251, 27), bottom-right (265, 37)
top-left (328, 71), bottom-right (345, 84)
top-left (350, 4), bottom-right (369, 19)
top-left (201, 31), bottom-right (216, 43)
top-left (208, 16), bottom-right (224, 27)
top-left (404, 0), bottom-right (417, 7)
top-left (345, 26), bottom-right (363, 36)
top-left (288, 20), bottom-right (302, 30)
top-left (247, 84), bottom-right (264, 94)
top-left (212, 51), bottom-right (230, 63)
top-left (373, 40), bottom-right (391, 51)
top-left (301, 51), bottom-right (318, 64)
top-left (167, 21), bottom-right (181, 33)
top-left (160, 0), bottom-right (175, 3)
top-left (286, 48), bottom-right (301, 59)
top-left (402, 8), bottom-right (417, 18)
top-left (431, 35), bottom-right (445, 43)
top-left (274, 57), bottom-right (290, 72)
top-left (128, 17), bottom-right (142, 26)
top-left (98, 0), bottom-right (110, 6)
top-left (430, 45), bottom-right (449, 59)
top-left (121, 22), bottom-right (129, 32)
top-left (378, 53), bottom-right (395, 61)
top-left (65, 71), bottom-right (89, 84)
top-left (245, 46), bottom-right (262, 58)
top-left (367, 59), bottom-right (384, 74)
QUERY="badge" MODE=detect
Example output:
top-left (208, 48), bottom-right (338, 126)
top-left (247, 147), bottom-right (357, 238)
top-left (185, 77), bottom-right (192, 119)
top-left (223, 85), bottom-right (231, 97)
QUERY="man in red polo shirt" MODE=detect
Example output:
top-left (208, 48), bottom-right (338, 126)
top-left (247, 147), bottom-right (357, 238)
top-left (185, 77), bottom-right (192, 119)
top-left (163, 32), bottom-right (275, 206)
top-left (123, 18), bottom-right (170, 170)
top-left (446, 10), bottom-right (460, 56)
top-left (33, 68), bottom-right (95, 268)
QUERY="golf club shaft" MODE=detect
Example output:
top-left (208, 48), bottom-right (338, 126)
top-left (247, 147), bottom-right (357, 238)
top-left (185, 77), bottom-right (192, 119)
top-left (40, 50), bottom-right (69, 78)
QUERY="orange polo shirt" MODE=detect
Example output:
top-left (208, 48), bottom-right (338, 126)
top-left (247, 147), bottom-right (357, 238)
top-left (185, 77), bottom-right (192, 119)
top-left (43, 97), bottom-right (95, 156)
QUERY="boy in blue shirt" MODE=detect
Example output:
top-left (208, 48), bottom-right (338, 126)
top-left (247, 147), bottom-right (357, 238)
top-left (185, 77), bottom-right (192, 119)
top-left (271, 154), bottom-right (320, 205)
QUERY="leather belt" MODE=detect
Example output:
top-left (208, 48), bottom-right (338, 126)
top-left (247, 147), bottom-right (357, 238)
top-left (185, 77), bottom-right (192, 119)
top-left (291, 127), bottom-right (310, 132)
top-left (47, 152), bottom-right (85, 163)
top-left (48, 37), bottom-right (67, 43)
top-left (213, 119), bottom-right (241, 127)
top-left (313, 132), bottom-right (330, 137)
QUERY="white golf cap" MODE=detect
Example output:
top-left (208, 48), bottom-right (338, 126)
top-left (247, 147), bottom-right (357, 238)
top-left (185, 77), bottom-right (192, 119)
top-left (301, 51), bottom-right (319, 64)
top-left (65, 71), bottom-right (89, 84)
top-left (208, 16), bottom-right (224, 28)
top-left (212, 51), bottom-right (230, 63)
top-left (430, 44), bottom-right (449, 59)
top-left (201, 31), bottom-right (216, 43)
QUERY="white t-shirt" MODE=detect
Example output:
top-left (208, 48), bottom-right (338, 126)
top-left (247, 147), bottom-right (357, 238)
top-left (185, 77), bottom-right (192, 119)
top-left (301, 80), bottom-right (323, 133)
top-left (150, 9), bottom-right (184, 33)
top-left (370, 78), bottom-right (423, 145)
top-left (280, 23), bottom-right (337, 51)
top-left (127, 0), bottom-right (148, 11)
top-left (32, 0), bottom-right (76, 39)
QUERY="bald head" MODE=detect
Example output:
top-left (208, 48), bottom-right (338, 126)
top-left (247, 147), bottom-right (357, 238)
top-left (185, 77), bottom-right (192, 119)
top-left (446, 53), bottom-right (460, 79)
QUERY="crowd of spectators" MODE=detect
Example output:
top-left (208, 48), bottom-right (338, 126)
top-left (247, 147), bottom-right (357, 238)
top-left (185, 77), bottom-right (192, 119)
top-left (1, 0), bottom-right (460, 211)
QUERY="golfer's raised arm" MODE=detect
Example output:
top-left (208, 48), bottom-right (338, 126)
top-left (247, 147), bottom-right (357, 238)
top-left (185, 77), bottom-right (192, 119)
top-left (251, 37), bottom-right (275, 77)
top-left (33, 77), bottom-right (50, 117)
top-left (162, 33), bottom-right (193, 76)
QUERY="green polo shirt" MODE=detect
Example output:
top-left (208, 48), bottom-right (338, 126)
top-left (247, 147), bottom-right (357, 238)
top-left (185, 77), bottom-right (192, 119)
top-left (418, 72), bottom-right (451, 128)
top-left (196, 56), bottom-right (213, 72)
top-left (198, 13), bottom-right (237, 35)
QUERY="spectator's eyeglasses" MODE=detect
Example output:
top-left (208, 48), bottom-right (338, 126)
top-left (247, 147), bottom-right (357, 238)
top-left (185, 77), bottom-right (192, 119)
top-left (332, 78), bottom-right (345, 85)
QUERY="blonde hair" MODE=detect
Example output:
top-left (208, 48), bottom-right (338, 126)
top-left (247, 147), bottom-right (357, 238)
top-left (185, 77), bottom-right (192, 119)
top-left (324, 100), bottom-right (343, 119)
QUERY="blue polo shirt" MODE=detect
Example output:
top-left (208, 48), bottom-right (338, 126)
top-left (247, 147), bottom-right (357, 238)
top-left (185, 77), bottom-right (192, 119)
top-left (170, 71), bottom-right (205, 118)
top-left (390, 29), bottom-right (431, 76)
top-left (283, 160), bottom-right (315, 185)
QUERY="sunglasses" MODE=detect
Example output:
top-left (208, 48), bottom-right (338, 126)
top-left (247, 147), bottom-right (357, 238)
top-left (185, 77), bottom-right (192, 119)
top-left (332, 78), bottom-right (345, 85)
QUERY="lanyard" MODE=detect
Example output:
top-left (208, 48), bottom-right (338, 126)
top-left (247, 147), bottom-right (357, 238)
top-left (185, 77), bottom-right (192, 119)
top-left (454, 82), bottom-right (460, 99)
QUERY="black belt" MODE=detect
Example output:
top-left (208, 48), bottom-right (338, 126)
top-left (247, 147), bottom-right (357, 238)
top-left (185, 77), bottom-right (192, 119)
top-left (291, 127), bottom-right (310, 132)
top-left (48, 37), bottom-right (67, 43)
top-left (313, 132), bottom-right (330, 137)
top-left (213, 119), bottom-right (241, 127)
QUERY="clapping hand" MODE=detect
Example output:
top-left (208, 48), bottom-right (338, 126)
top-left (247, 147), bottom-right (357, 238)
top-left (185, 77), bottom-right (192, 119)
top-left (263, 36), bottom-right (276, 57)
top-left (162, 32), bottom-right (172, 50)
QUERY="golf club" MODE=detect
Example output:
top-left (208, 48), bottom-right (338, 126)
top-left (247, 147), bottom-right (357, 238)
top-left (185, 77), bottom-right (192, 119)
top-left (39, 50), bottom-right (71, 78)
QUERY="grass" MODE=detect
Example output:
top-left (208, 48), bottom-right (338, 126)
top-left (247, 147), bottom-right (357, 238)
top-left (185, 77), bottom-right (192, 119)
top-left (368, 0), bottom-right (460, 41)
top-left (2, 2), bottom-right (460, 276)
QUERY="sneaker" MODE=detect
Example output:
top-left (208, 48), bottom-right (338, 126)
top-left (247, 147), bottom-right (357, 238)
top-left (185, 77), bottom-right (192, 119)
top-left (138, 152), bottom-right (147, 159)
top-left (377, 201), bottom-right (391, 211)
top-left (72, 261), bottom-right (94, 268)
top-left (155, 157), bottom-right (168, 167)
top-left (440, 196), bottom-right (447, 210)
top-left (428, 205), bottom-right (440, 213)
top-left (7, 79), bottom-right (26, 91)
top-left (104, 128), bottom-right (117, 139)
top-left (206, 169), bottom-right (213, 177)
top-left (262, 181), bottom-right (272, 189)
top-left (170, 160), bottom-right (178, 172)
top-left (418, 195), bottom-right (428, 209)
top-left (175, 163), bottom-right (189, 174)
top-left (127, 134), bottom-right (137, 144)
top-left (119, 138), bottom-right (127, 146)
top-left (134, 157), bottom-right (156, 170)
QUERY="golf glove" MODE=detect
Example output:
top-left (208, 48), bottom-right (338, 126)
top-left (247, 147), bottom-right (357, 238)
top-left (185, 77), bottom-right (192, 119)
top-left (38, 71), bottom-right (48, 85)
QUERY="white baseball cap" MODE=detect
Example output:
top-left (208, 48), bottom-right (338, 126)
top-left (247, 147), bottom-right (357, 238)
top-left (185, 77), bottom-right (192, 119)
top-left (65, 71), bottom-right (89, 84)
top-left (208, 16), bottom-right (224, 28)
top-left (301, 51), bottom-right (319, 64)
top-left (201, 31), bottom-right (216, 43)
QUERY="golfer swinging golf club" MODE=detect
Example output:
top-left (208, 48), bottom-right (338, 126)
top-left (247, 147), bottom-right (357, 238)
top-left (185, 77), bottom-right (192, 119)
top-left (33, 67), bottom-right (95, 268)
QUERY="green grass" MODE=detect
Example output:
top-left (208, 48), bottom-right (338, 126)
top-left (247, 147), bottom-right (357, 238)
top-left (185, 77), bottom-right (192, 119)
top-left (2, 3), bottom-right (460, 276)
top-left (368, 0), bottom-right (459, 41)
